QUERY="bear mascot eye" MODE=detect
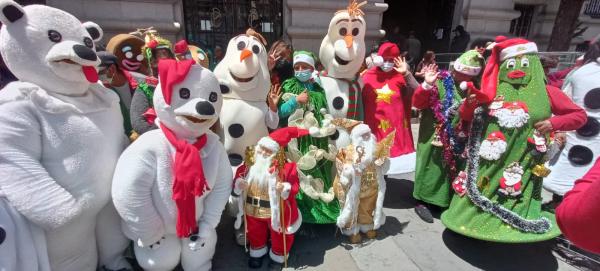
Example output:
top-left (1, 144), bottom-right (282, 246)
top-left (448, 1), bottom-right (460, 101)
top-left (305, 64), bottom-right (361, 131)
top-left (209, 91), bottom-right (218, 102)
top-left (48, 30), bottom-right (62, 43)
top-left (179, 88), bottom-right (191, 99)
top-left (83, 37), bottom-right (94, 48)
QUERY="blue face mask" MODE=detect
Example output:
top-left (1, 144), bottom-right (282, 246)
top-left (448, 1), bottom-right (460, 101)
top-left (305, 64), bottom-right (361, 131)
top-left (295, 70), bottom-right (313, 82)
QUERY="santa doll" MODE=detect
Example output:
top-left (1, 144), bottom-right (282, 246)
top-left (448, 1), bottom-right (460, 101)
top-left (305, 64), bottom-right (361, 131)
top-left (232, 127), bottom-right (304, 270)
top-left (112, 59), bottom-right (232, 270)
top-left (361, 42), bottom-right (417, 178)
top-left (333, 124), bottom-right (392, 243)
top-left (442, 36), bottom-right (586, 243)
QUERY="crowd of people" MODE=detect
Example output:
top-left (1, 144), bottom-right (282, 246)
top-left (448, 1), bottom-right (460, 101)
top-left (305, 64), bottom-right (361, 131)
top-left (0, 0), bottom-right (599, 271)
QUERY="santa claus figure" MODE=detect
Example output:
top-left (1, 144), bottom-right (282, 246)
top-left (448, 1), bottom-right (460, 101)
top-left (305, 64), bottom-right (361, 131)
top-left (334, 124), bottom-right (390, 243)
top-left (499, 162), bottom-right (524, 197)
top-left (479, 131), bottom-right (507, 161)
top-left (528, 130), bottom-right (547, 153)
top-left (112, 60), bottom-right (232, 271)
top-left (495, 101), bottom-right (530, 129)
top-left (232, 127), bottom-right (304, 270)
top-left (488, 95), bottom-right (504, 117)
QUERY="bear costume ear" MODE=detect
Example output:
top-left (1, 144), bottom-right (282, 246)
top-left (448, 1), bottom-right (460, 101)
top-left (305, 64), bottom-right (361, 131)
top-left (82, 21), bottom-right (103, 42)
top-left (0, 0), bottom-right (24, 25)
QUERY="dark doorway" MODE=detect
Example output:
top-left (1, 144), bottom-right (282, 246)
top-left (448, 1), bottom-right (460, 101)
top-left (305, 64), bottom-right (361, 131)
top-left (381, 0), bottom-right (457, 58)
top-left (183, 0), bottom-right (283, 53)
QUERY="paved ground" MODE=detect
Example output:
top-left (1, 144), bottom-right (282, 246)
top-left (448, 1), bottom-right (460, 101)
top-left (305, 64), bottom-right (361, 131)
top-left (211, 123), bottom-right (587, 271)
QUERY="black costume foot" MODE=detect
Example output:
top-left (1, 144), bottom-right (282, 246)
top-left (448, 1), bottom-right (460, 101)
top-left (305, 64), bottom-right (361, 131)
top-left (268, 258), bottom-right (284, 271)
top-left (248, 256), bottom-right (263, 269)
top-left (415, 204), bottom-right (434, 223)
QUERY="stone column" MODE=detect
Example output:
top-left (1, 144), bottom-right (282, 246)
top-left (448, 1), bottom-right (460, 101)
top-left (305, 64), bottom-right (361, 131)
top-left (460, 0), bottom-right (520, 42)
top-left (285, 0), bottom-right (388, 53)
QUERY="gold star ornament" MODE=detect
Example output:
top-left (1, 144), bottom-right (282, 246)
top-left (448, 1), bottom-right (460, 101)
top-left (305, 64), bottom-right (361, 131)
top-left (378, 119), bottom-right (391, 131)
top-left (375, 84), bottom-right (394, 104)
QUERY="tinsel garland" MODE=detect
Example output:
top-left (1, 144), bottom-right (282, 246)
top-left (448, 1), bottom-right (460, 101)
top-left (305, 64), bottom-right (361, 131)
top-left (464, 107), bottom-right (551, 233)
top-left (429, 71), bottom-right (459, 179)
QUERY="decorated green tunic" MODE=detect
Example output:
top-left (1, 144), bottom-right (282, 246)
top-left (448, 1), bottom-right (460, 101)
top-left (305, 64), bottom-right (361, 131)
top-left (412, 73), bottom-right (468, 208)
top-left (279, 77), bottom-right (339, 223)
top-left (441, 54), bottom-right (562, 242)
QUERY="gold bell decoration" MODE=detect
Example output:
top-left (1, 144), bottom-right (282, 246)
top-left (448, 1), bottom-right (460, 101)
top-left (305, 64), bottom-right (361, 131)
top-left (532, 164), bottom-right (551, 177)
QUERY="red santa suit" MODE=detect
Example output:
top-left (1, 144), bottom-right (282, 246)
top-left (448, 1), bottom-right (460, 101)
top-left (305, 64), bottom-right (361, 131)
top-left (361, 42), bottom-right (415, 177)
top-left (232, 127), bottom-right (304, 264)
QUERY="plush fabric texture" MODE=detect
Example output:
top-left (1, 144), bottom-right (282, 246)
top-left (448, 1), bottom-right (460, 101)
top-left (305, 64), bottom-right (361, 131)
top-left (0, 1), bottom-right (128, 270)
top-left (545, 62), bottom-right (600, 195)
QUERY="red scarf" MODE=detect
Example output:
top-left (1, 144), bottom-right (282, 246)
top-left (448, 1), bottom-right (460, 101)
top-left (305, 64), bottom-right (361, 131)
top-left (160, 124), bottom-right (210, 238)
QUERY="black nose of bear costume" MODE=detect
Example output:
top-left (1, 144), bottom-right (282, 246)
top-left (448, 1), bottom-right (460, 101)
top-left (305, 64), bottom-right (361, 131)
top-left (196, 101), bottom-right (215, 115)
top-left (73, 44), bottom-right (97, 61)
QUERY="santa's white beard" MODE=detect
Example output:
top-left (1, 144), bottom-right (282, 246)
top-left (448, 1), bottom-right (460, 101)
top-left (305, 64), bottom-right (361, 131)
top-left (352, 135), bottom-right (376, 166)
top-left (247, 153), bottom-right (274, 191)
top-left (495, 108), bottom-right (529, 128)
top-left (503, 172), bottom-right (521, 186)
top-left (479, 140), bottom-right (507, 161)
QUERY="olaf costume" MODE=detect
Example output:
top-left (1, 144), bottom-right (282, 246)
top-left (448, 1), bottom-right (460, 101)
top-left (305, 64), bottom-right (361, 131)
top-left (0, 1), bottom-right (129, 270)
top-left (112, 60), bottom-right (232, 271)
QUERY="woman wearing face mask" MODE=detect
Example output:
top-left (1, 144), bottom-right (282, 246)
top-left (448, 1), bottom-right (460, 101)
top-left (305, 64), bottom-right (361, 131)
top-left (97, 51), bottom-right (136, 136)
top-left (278, 51), bottom-right (340, 223)
top-left (361, 42), bottom-right (419, 180)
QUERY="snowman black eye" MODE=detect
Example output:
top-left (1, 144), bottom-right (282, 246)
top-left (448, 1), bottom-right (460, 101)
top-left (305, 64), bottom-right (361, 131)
top-left (83, 37), bottom-right (94, 48)
top-left (252, 45), bottom-right (260, 54)
top-left (352, 28), bottom-right (359, 36)
top-left (237, 41), bottom-right (246, 50)
top-left (209, 91), bottom-right (218, 102)
top-left (48, 30), bottom-right (62, 43)
top-left (179, 88), bottom-right (190, 99)
top-left (339, 28), bottom-right (347, 36)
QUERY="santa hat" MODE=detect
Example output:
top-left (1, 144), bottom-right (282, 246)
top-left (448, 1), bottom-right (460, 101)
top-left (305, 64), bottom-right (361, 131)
top-left (293, 50), bottom-right (316, 69)
top-left (258, 127), bottom-right (309, 152)
top-left (453, 49), bottom-right (483, 76)
top-left (158, 59), bottom-right (195, 105)
top-left (377, 42), bottom-right (400, 59)
top-left (350, 123), bottom-right (371, 138)
top-left (486, 131), bottom-right (506, 142)
top-left (504, 101), bottom-right (529, 112)
top-left (481, 36), bottom-right (538, 100)
top-left (174, 40), bottom-right (189, 55)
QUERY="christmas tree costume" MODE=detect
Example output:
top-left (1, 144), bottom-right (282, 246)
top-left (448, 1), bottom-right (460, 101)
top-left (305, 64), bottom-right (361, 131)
top-left (361, 42), bottom-right (415, 177)
top-left (412, 50), bottom-right (483, 208)
top-left (441, 37), bottom-right (586, 243)
top-left (279, 51), bottom-right (339, 223)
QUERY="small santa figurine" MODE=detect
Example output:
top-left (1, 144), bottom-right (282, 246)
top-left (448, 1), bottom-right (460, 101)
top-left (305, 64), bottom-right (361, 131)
top-left (333, 124), bottom-right (391, 243)
top-left (495, 101), bottom-right (530, 129)
top-left (498, 162), bottom-right (524, 197)
top-left (488, 95), bottom-right (504, 117)
top-left (232, 127), bottom-right (305, 270)
top-left (479, 131), bottom-right (507, 161)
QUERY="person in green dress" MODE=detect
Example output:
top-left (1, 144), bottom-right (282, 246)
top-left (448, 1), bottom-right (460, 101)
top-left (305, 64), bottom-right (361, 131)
top-left (411, 50), bottom-right (484, 223)
top-left (441, 37), bottom-right (586, 242)
top-left (278, 50), bottom-right (339, 224)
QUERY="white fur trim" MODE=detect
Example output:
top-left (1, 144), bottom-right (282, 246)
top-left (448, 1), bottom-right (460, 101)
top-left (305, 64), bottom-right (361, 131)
top-left (257, 137), bottom-right (279, 152)
top-left (293, 53), bottom-right (315, 68)
top-left (280, 182), bottom-right (291, 200)
top-left (337, 171), bottom-right (361, 230)
top-left (453, 61), bottom-right (481, 76)
top-left (286, 210), bottom-right (302, 233)
top-left (233, 177), bottom-right (245, 196)
top-left (421, 81), bottom-right (433, 90)
top-left (250, 246), bottom-right (268, 258)
top-left (350, 124), bottom-right (371, 138)
top-left (500, 42), bottom-right (538, 61)
top-left (373, 169), bottom-right (386, 230)
top-left (269, 249), bottom-right (286, 263)
top-left (459, 81), bottom-right (468, 91)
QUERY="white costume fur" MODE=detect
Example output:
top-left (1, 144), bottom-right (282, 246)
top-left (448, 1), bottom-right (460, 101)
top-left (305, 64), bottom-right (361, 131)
top-left (319, 10), bottom-right (366, 148)
top-left (0, 1), bottom-right (129, 270)
top-left (112, 65), bottom-right (232, 271)
top-left (545, 62), bottom-right (600, 196)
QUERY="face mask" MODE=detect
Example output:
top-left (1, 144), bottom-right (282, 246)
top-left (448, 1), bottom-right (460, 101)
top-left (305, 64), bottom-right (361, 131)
top-left (295, 69), bottom-right (312, 82)
top-left (275, 59), bottom-right (294, 79)
top-left (381, 61), bottom-right (394, 72)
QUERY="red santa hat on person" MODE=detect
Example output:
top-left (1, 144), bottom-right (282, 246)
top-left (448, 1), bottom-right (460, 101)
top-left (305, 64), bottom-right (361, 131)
top-left (378, 42), bottom-right (400, 59)
top-left (481, 36), bottom-right (538, 100)
top-left (174, 39), bottom-right (189, 56)
top-left (486, 131), bottom-right (506, 142)
top-left (257, 127), bottom-right (310, 152)
top-left (158, 59), bottom-right (195, 105)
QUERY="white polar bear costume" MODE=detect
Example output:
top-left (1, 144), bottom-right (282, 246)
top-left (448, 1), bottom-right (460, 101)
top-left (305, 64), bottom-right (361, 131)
top-left (213, 29), bottom-right (278, 169)
top-left (544, 60), bottom-right (600, 196)
top-left (0, 1), bottom-right (130, 271)
top-left (112, 59), bottom-right (232, 271)
top-left (319, 2), bottom-right (367, 148)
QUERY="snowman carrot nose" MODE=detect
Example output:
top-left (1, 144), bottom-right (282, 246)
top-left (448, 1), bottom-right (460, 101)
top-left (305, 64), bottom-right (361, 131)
top-left (344, 35), bottom-right (353, 48)
top-left (240, 49), bottom-right (253, 62)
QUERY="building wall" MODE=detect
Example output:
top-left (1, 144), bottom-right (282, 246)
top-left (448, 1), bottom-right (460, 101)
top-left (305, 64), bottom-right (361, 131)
top-left (47, 0), bottom-right (184, 45)
top-left (284, 0), bottom-right (388, 53)
top-left (460, 0), bottom-right (600, 51)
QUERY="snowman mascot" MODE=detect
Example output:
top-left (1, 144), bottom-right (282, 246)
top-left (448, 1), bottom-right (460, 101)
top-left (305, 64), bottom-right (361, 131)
top-left (319, 0), bottom-right (367, 148)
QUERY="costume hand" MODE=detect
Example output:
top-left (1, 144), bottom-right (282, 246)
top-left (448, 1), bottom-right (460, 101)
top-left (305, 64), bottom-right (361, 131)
top-left (237, 179), bottom-right (248, 191)
top-left (394, 56), bottom-right (409, 75)
top-left (276, 182), bottom-right (284, 194)
top-left (424, 64), bottom-right (439, 85)
top-left (554, 132), bottom-right (567, 148)
top-left (534, 120), bottom-right (553, 134)
top-left (268, 49), bottom-right (281, 71)
top-left (296, 90), bottom-right (309, 105)
top-left (268, 84), bottom-right (282, 111)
